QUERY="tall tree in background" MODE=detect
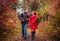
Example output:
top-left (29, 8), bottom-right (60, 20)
top-left (30, 0), bottom-right (38, 11)
top-left (51, 0), bottom-right (60, 27)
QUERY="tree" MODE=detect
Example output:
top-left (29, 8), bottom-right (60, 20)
top-left (30, 1), bottom-right (38, 11)
top-left (0, 0), bottom-right (22, 41)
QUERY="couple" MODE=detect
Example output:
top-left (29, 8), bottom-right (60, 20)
top-left (20, 10), bottom-right (38, 40)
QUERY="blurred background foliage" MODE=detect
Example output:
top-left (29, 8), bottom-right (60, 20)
top-left (0, 0), bottom-right (60, 41)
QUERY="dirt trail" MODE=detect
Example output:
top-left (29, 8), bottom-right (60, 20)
top-left (15, 21), bottom-right (55, 41)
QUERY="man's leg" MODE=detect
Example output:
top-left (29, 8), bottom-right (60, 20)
top-left (22, 24), bottom-right (24, 37)
top-left (24, 24), bottom-right (28, 39)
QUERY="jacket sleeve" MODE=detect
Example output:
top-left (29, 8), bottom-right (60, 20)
top-left (19, 13), bottom-right (23, 20)
top-left (26, 14), bottom-right (30, 22)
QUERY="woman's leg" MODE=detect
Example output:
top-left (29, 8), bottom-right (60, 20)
top-left (31, 30), bottom-right (35, 40)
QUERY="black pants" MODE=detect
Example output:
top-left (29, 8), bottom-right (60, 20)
top-left (31, 31), bottom-right (35, 40)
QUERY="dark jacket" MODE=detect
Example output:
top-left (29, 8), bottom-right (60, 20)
top-left (20, 12), bottom-right (29, 24)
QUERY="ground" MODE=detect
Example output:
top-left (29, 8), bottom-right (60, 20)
top-left (14, 21), bottom-right (57, 41)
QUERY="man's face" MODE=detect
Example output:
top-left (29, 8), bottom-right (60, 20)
top-left (25, 9), bottom-right (29, 13)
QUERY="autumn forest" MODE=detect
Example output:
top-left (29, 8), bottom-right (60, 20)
top-left (0, 0), bottom-right (60, 41)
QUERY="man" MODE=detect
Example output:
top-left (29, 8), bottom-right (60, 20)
top-left (20, 9), bottom-right (29, 39)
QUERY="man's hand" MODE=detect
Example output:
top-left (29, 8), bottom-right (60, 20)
top-left (26, 18), bottom-right (28, 21)
top-left (22, 19), bottom-right (24, 21)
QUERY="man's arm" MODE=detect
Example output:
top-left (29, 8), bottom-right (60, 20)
top-left (26, 14), bottom-right (29, 21)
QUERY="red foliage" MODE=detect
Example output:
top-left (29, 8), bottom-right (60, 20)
top-left (49, 0), bottom-right (60, 16)
top-left (10, 0), bottom-right (18, 4)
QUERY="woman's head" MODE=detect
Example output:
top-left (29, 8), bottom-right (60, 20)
top-left (32, 11), bottom-right (37, 15)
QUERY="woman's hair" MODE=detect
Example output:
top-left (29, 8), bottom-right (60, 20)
top-left (33, 11), bottom-right (37, 15)
top-left (34, 12), bottom-right (36, 15)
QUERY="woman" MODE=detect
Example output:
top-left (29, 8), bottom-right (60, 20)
top-left (29, 11), bottom-right (38, 40)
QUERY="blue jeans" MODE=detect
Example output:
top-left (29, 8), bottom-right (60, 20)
top-left (22, 23), bottom-right (28, 38)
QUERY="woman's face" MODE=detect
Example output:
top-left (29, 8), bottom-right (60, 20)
top-left (32, 11), bottom-right (34, 15)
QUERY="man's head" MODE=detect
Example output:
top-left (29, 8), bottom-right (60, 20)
top-left (24, 9), bottom-right (29, 13)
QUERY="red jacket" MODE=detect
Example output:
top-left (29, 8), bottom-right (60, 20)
top-left (29, 15), bottom-right (37, 30)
